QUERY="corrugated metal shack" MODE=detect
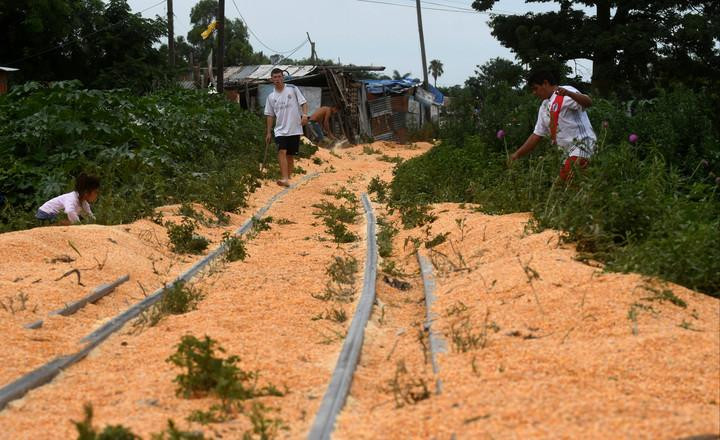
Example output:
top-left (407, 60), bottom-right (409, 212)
top-left (222, 64), bottom-right (384, 145)
top-left (362, 79), bottom-right (445, 143)
top-left (209, 65), bottom-right (444, 144)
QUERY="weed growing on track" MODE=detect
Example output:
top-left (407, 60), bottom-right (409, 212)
top-left (312, 200), bottom-right (359, 243)
top-left (448, 308), bottom-right (493, 353)
top-left (367, 176), bottom-right (390, 204)
top-left (377, 217), bottom-right (399, 259)
top-left (273, 217), bottom-right (295, 225)
top-left (312, 255), bottom-right (358, 303)
top-left (386, 360), bottom-right (430, 408)
top-left (243, 402), bottom-right (289, 439)
top-left (178, 203), bottom-right (211, 226)
top-left (0, 292), bottom-right (36, 314)
top-left (134, 281), bottom-right (205, 328)
top-left (311, 307), bottom-right (348, 323)
top-left (74, 403), bottom-right (140, 439)
top-left (322, 186), bottom-right (358, 204)
top-left (168, 335), bottom-right (284, 421)
top-left (378, 154), bottom-right (404, 164)
top-left (166, 218), bottom-right (209, 254)
top-left (640, 283), bottom-right (687, 308)
top-left (363, 145), bottom-right (381, 155)
top-left (222, 232), bottom-right (248, 262)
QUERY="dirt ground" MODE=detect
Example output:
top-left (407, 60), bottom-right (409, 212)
top-left (0, 141), bottom-right (717, 439)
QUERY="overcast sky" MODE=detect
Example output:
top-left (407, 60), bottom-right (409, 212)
top-left (127, 0), bottom-right (592, 87)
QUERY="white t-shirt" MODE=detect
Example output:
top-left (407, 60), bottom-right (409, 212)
top-left (533, 85), bottom-right (596, 158)
top-left (264, 85), bottom-right (307, 137)
top-left (38, 191), bottom-right (94, 223)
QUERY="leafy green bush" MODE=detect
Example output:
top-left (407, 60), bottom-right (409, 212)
top-left (0, 82), bottom-right (268, 232)
top-left (166, 219), bottom-right (210, 255)
top-left (223, 232), bottom-right (248, 262)
top-left (390, 85), bottom-right (720, 296)
top-left (167, 335), bottom-right (282, 412)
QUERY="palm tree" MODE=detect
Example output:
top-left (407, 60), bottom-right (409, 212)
top-left (392, 69), bottom-right (412, 80)
top-left (428, 59), bottom-right (444, 87)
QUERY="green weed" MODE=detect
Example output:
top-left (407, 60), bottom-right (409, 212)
top-left (223, 232), bottom-right (248, 262)
top-left (377, 217), bottom-right (399, 258)
top-left (166, 218), bottom-right (209, 254)
top-left (363, 145), bottom-right (381, 155)
top-left (386, 360), bottom-right (431, 408)
top-left (167, 335), bottom-right (282, 413)
top-left (367, 176), bottom-right (390, 203)
top-left (242, 402), bottom-right (289, 440)
top-left (312, 200), bottom-right (359, 243)
top-left (74, 403), bottom-right (140, 440)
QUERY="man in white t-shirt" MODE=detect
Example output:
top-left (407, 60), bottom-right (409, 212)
top-left (264, 68), bottom-right (309, 187)
top-left (510, 70), bottom-right (596, 181)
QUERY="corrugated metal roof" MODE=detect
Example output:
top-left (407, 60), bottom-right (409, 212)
top-left (224, 65), bottom-right (317, 83)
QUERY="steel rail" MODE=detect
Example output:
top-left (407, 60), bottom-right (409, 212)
top-left (417, 251), bottom-right (447, 394)
top-left (24, 275), bottom-right (130, 330)
top-left (0, 173), bottom-right (318, 411)
top-left (308, 193), bottom-right (378, 440)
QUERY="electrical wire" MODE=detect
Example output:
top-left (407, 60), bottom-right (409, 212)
top-left (3, 0), bottom-right (167, 66)
top-left (229, 0), bottom-right (304, 55)
top-left (356, 0), bottom-right (511, 15)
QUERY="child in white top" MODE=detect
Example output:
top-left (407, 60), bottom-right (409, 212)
top-left (36, 174), bottom-right (100, 225)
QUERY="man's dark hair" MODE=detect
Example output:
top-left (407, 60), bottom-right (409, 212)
top-left (270, 68), bottom-right (283, 76)
top-left (75, 173), bottom-right (100, 196)
top-left (527, 70), bottom-right (558, 87)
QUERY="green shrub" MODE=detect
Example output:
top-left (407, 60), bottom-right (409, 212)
top-left (389, 85), bottom-right (720, 297)
top-left (223, 232), bottom-right (248, 262)
top-left (166, 219), bottom-right (209, 254)
top-left (0, 82), bottom-right (267, 232)
top-left (74, 403), bottom-right (140, 440)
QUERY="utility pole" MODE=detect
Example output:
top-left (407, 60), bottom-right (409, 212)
top-left (415, 0), bottom-right (429, 91)
top-left (217, 0), bottom-right (225, 93)
top-left (167, 0), bottom-right (175, 67)
top-left (306, 32), bottom-right (317, 64)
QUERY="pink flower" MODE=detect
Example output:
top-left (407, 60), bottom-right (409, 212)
top-left (602, 120), bottom-right (609, 129)
top-left (496, 129), bottom-right (506, 139)
top-left (629, 133), bottom-right (639, 143)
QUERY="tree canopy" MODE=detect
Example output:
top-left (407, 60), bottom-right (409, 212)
top-left (472, 1), bottom-right (720, 96)
top-left (0, 0), bottom-right (169, 92)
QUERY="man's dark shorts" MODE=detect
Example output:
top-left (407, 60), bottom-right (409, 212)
top-left (275, 135), bottom-right (300, 156)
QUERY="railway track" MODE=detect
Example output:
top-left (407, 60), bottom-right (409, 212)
top-left (0, 173), bottom-right (319, 411)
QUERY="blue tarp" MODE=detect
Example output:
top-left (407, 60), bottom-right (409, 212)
top-left (362, 79), bottom-right (444, 105)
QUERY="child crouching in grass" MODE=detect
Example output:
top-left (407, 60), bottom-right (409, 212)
top-left (36, 174), bottom-right (100, 225)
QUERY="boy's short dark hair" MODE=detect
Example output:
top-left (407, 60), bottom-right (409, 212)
top-left (75, 173), bottom-right (100, 196)
top-left (270, 68), bottom-right (284, 77)
top-left (527, 70), bottom-right (558, 87)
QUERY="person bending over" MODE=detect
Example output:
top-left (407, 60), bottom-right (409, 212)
top-left (36, 173), bottom-right (100, 225)
top-left (510, 70), bottom-right (596, 181)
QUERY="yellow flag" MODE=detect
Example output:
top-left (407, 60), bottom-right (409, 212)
top-left (201, 20), bottom-right (217, 40)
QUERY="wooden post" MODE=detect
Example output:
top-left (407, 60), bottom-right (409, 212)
top-left (415, 0), bottom-right (431, 123)
top-left (167, 0), bottom-right (175, 67)
top-left (217, 0), bottom-right (225, 93)
top-left (307, 32), bottom-right (317, 64)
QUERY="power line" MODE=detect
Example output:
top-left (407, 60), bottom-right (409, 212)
top-left (4, 0), bottom-right (167, 66)
top-left (356, 0), bottom-right (512, 15)
top-left (229, 0), bottom-right (303, 55)
top-left (272, 40), bottom-right (309, 67)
